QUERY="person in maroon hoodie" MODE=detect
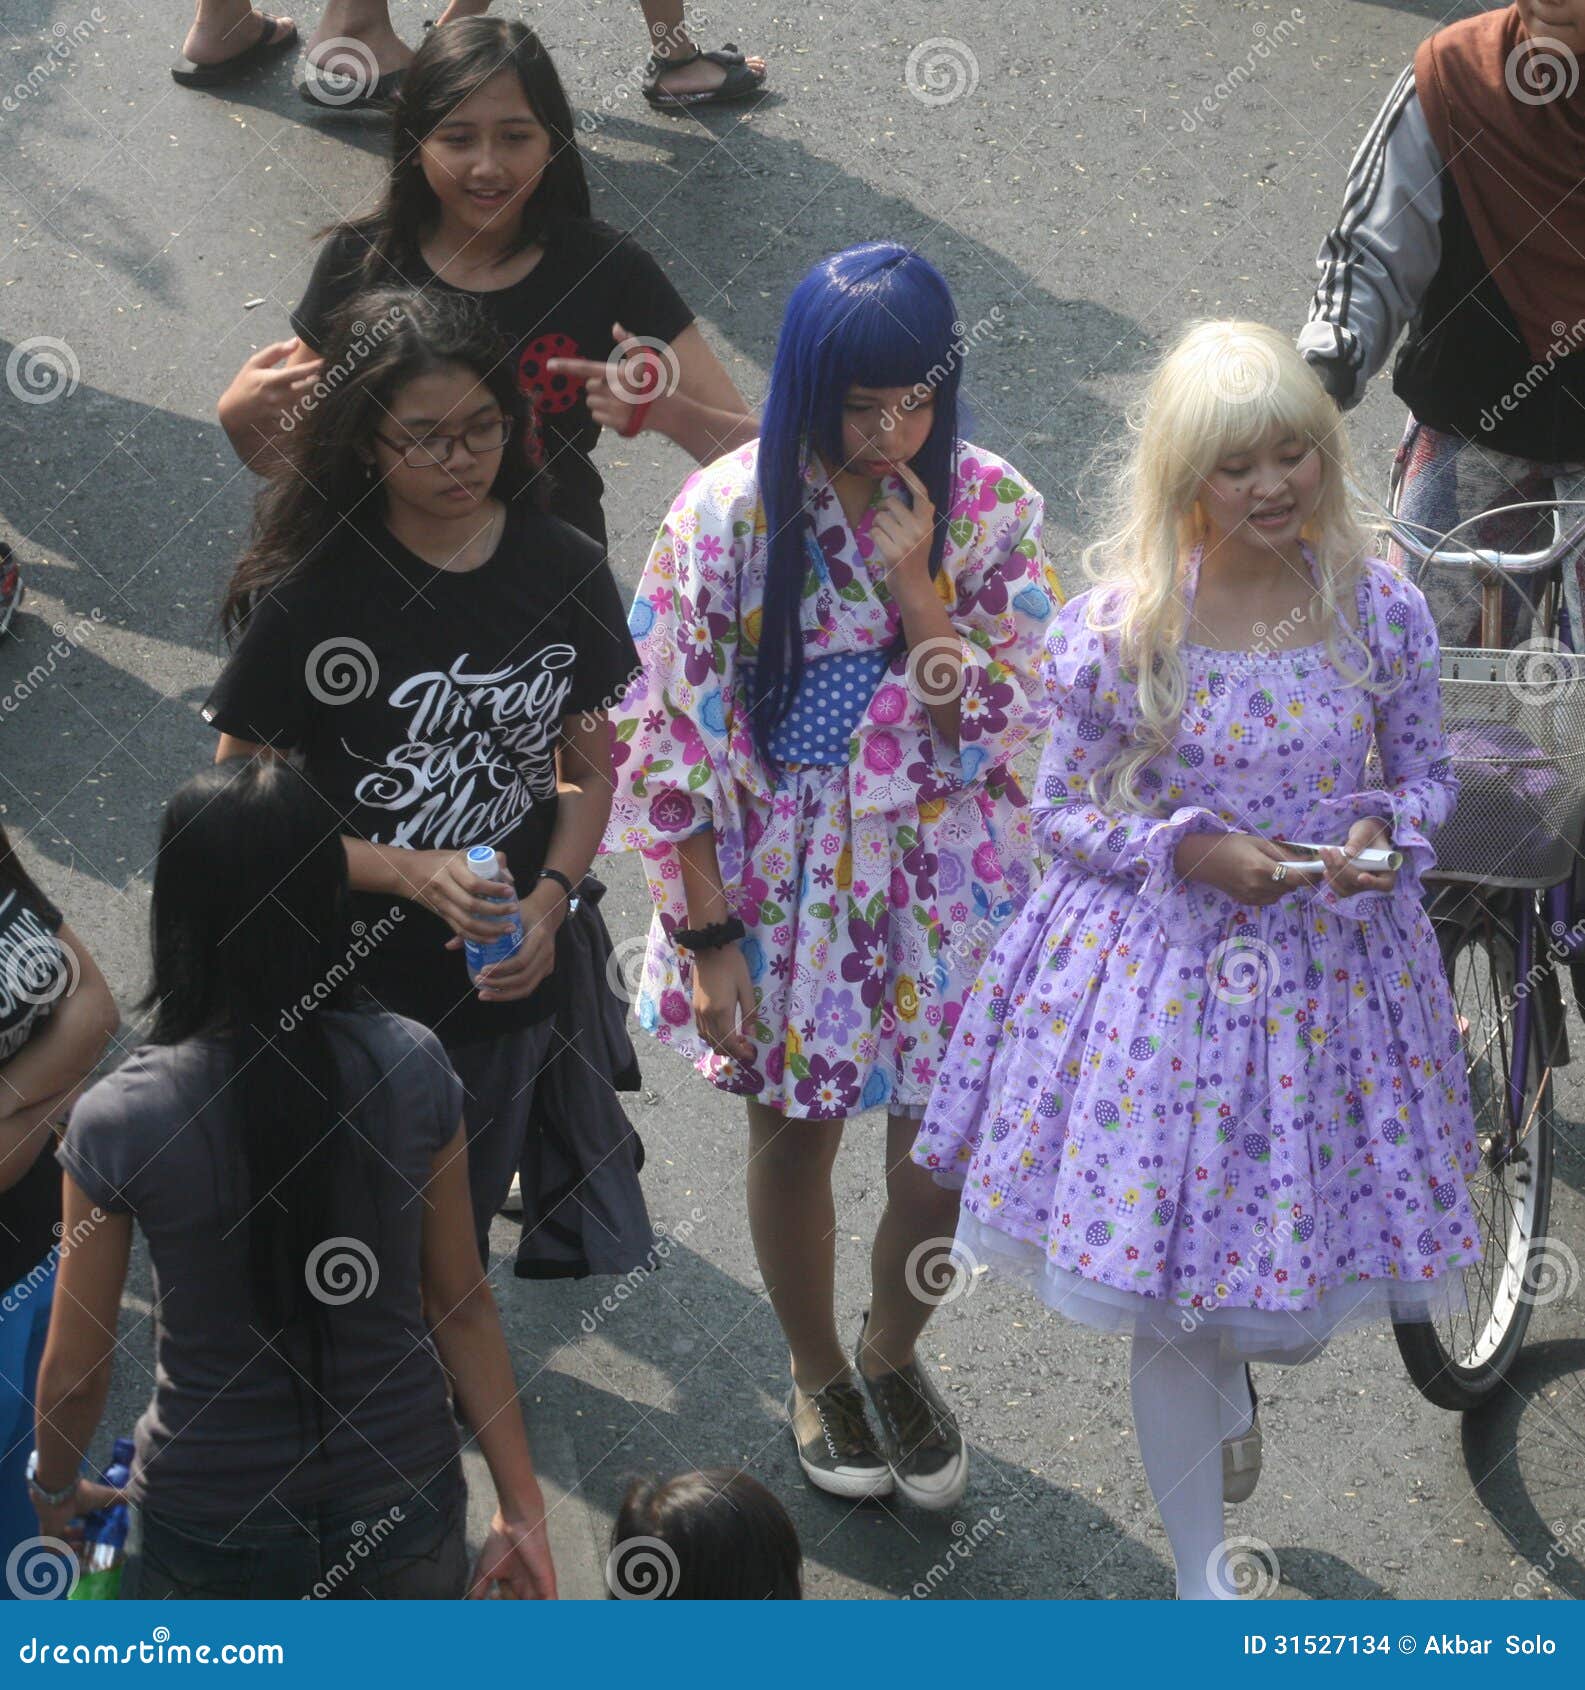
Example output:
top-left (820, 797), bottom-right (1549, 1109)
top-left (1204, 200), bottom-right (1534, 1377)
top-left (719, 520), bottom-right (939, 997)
top-left (1300, 1), bottom-right (1585, 647)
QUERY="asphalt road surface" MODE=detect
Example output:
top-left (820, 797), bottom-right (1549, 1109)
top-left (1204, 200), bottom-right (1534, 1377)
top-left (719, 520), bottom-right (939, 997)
top-left (1, 0), bottom-right (1581, 1601)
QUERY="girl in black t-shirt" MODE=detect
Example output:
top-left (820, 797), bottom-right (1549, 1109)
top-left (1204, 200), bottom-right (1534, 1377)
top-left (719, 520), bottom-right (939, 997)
top-left (219, 17), bottom-right (757, 544)
top-left (206, 287), bottom-right (641, 1259)
top-left (0, 823), bottom-right (117, 1574)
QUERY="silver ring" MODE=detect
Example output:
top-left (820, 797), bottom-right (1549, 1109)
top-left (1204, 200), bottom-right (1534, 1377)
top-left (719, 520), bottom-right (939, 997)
top-left (1271, 864), bottom-right (1288, 884)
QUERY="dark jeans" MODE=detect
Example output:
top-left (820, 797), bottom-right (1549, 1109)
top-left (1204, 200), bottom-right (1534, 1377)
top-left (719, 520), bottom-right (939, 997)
top-left (446, 1020), bottom-right (555, 1264)
top-left (121, 1463), bottom-right (468, 1600)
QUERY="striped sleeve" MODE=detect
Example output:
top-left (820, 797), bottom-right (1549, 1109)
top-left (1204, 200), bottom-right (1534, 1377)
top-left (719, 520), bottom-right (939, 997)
top-left (1298, 68), bottom-right (1444, 409)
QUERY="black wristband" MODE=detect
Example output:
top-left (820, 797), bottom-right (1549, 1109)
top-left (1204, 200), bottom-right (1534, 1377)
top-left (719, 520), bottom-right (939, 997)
top-left (673, 915), bottom-right (746, 954)
top-left (537, 868), bottom-right (576, 905)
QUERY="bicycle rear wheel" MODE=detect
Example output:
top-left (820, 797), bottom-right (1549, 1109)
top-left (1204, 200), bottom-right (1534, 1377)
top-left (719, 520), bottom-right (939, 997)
top-left (1394, 888), bottom-right (1556, 1409)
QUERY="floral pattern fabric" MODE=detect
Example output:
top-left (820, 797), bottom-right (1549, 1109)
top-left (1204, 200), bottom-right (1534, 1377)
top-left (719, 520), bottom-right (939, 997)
top-left (602, 440), bottom-right (1063, 1118)
top-left (913, 554), bottom-right (1484, 1348)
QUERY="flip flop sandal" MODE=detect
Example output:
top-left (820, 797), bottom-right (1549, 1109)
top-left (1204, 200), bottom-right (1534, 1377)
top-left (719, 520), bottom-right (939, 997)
top-left (299, 65), bottom-right (404, 112)
top-left (642, 43), bottom-right (767, 110)
top-left (171, 13), bottom-right (297, 87)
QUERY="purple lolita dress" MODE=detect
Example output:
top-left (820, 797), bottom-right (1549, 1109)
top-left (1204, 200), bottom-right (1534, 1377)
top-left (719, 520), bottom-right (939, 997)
top-left (913, 551), bottom-right (1484, 1359)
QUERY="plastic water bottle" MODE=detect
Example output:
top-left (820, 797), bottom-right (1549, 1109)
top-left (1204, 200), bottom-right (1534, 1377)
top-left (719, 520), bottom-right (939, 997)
top-left (462, 846), bottom-right (524, 982)
top-left (71, 1436), bottom-right (134, 1601)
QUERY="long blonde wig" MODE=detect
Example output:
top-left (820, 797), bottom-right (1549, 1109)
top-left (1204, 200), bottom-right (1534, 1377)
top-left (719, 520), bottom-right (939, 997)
top-left (1081, 320), bottom-right (1377, 813)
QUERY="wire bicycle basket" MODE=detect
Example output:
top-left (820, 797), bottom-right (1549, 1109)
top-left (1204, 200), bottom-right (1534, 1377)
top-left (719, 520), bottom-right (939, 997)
top-left (1351, 488), bottom-right (1585, 888)
top-left (1423, 644), bottom-right (1585, 888)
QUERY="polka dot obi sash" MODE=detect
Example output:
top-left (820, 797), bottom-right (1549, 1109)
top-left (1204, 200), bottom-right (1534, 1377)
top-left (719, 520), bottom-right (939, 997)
top-left (765, 650), bottom-right (891, 766)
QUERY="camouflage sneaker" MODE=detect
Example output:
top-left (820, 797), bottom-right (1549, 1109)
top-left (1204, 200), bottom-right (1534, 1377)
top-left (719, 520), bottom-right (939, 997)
top-left (0, 542), bottom-right (22, 636)
top-left (785, 1378), bottom-right (893, 1499)
top-left (855, 1314), bottom-right (968, 1510)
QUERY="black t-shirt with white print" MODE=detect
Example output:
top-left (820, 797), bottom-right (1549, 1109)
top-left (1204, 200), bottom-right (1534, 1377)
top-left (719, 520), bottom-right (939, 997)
top-left (291, 218), bottom-right (696, 547)
top-left (0, 881), bottom-right (66, 1289)
top-left (203, 504), bottom-right (641, 1049)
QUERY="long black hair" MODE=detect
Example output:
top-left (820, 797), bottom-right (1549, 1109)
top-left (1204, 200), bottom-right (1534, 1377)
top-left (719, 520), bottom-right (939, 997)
top-left (338, 17), bottom-right (590, 281)
top-left (222, 285), bottom-right (541, 640)
top-left (143, 758), bottom-right (369, 1436)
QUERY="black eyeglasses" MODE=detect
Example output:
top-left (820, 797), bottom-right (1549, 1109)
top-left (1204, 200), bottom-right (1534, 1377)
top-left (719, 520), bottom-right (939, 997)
top-left (372, 415), bottom-right (513, 468)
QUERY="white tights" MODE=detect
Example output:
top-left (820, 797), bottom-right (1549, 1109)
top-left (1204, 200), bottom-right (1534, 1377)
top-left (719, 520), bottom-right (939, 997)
top-left (1129, 1326), bottom-right (1256, 1600)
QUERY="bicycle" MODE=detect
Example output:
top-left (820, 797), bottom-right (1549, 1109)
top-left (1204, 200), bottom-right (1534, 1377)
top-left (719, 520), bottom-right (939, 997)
top-left (1365, 487), bottom-right (1585, 1411)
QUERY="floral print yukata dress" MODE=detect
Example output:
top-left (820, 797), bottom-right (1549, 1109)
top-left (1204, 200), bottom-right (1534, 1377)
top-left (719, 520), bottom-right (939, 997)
top-left (603, 441), bottom-right (1062, 1120)
top-left (913, 551), bottom-right (1484, 1358)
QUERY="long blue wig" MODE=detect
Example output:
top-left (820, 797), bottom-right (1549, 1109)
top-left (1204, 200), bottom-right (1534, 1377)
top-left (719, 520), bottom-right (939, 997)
top-left (751, 243), bottom-right (965, 765)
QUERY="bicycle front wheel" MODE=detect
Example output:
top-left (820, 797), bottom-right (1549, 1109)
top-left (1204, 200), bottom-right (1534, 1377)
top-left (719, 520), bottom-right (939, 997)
top-left (1394, 889), bottom-right (1556, 1410)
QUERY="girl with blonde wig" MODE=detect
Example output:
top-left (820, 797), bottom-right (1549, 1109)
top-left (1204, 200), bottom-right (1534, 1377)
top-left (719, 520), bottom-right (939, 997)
top-left (914, 321), bottom-right (1482, 1597)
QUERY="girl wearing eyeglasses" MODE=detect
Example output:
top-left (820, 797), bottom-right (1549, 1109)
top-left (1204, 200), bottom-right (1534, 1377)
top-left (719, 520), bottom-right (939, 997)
top-left (204, 286), bottom-right (640, 1261)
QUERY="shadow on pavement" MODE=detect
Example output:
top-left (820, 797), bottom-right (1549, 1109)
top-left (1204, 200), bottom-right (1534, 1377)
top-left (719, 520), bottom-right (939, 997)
top-left (1462, 1338), bottom-right (1585, 1599)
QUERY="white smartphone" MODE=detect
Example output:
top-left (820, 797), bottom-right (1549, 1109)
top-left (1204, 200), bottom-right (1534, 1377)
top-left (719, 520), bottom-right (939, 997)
top-left (1275, 842), bottom-right (1403, 873)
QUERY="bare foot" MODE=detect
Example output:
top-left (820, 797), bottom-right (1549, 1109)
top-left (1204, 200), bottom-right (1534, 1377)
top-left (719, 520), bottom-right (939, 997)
top-left (182, 8), bottom-right (295, 66)
top-left (433, 0), bottom-right (492, 24)
top-left (307, 1), bottom-right (414, 78)
top-left (305, 23), bottom-right (412, 79)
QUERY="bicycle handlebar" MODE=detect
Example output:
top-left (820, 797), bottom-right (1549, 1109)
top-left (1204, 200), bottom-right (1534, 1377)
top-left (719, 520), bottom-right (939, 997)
top-left (1351, 485), bottom-right (1585, 575)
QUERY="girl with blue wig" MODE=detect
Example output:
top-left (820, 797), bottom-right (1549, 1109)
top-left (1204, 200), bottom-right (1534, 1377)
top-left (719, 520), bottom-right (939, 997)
top-left (605, 245), bottom-right (1061, 1508)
